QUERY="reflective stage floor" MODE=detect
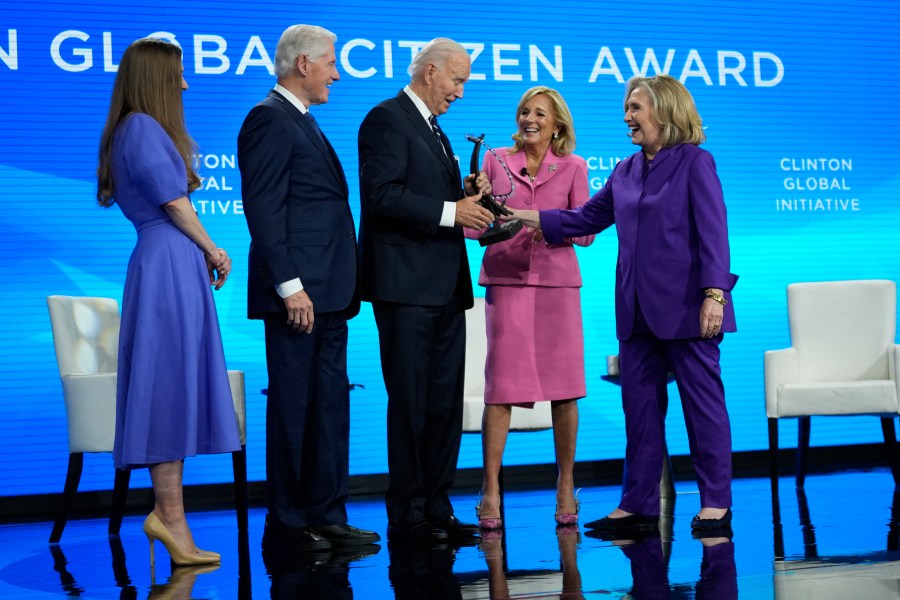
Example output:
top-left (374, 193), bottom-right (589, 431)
top-left (2, 468), bottom-right (899, 598)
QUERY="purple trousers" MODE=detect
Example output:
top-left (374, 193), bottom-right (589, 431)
top-left (618, 329), bottom-right (733, 515)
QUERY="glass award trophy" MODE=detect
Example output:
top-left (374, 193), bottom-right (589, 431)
top-left (466, 133), bottom-right (523, 247)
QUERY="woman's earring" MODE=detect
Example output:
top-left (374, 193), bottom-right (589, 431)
top-left (553, 131), bottom-right (559, 139)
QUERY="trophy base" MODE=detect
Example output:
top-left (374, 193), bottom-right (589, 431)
top-left (478, 219), bottom-right (523, 246)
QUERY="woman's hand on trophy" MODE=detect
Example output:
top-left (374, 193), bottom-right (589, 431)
top-left (503, 207), bottom-right (541, 229)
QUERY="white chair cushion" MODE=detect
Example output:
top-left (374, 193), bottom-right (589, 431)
top-left (47, 296), bottom-right (119, 376)
top-left (787, 280), bottom-right (895, 382)
top-left (61, 373), bottom-right (117, 453)
top-left (775, 380), bottom-right (898, 418)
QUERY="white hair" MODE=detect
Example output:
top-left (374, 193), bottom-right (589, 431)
top-left (407, 37), bottom-right (468, 80)
top-left (274, 24), bottom-right (337, 79)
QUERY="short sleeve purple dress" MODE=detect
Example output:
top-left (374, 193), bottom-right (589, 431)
top-left (111, 113), bottom-right (240, 469)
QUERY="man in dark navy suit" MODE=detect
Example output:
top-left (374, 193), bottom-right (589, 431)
top-left (238, 24), bottom-right (379, 552)
top-left (358, 37), bottom-right (494, 543)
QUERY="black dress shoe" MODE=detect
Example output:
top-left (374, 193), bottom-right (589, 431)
top-left (429, 515), bottom-right (480, 539)
top-left (309, 523), bottom-right (382, 546)
top-left (387, 520), bottom-right (449, 543)
top-left (690, 508), bottom-right (732, 531)
top-left (584, 513), bottom-right (659, 531)
top-left (262, 517), bottom-right (332, 552)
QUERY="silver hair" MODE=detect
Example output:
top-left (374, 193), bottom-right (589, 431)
top-left (274, 24), bottom-right (337, 79)
top-left (407, 37), bottom-right (468, 80)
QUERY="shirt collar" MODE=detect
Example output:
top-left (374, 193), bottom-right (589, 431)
top-left (403, 85), bottom-right (433, 122)
top-left (274, 83), bottom-right (308, 115)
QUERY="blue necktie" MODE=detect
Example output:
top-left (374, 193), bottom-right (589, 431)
top-left (305, 111), bottom-right (326, 146)
top-left (429, 115), bottom-right (449, 156)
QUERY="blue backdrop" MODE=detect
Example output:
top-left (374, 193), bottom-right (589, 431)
top-left (2, 0), bottom-right (900, 496)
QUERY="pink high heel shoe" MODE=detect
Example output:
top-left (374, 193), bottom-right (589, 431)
top-left (475, 497), bottom-right (503, 531)
top-left (555, 489), bottom-right (581, 526)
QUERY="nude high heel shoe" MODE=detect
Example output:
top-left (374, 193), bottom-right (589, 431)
top-left (143, 513), bottom-right (221, 568)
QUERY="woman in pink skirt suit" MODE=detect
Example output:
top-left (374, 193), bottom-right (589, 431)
top-left (472, 86), bottom-right (594, 530)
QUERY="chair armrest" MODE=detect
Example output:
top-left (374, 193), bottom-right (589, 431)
top-left (60, 373), bottom-right (117, 453)
top-left (764, 348), bottom-right (798, 419)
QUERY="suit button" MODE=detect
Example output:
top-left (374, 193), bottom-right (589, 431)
top-left (523, 242), bottom-right (531, 250)
top-left (524, 199), bottom-right (531, 205)
top-left (347, 231), bottom-right (354, 238)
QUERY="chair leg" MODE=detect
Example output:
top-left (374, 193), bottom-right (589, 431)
top-left (768, 418), bottom-right (779, 494)
top-left (50, 453), bottom-right (84, 543)
top-left (108, 468), bottom-right (131, 537)
top-left (796, 416), bottom-right (811, 488)
top-left (232, 446), bottom-right (249, 534)
top-left (880, 417), bottom-right (900, 486)
top-left (796, 487), bottom-right (818, 559)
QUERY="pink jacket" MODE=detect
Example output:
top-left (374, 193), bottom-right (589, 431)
top-left (470, 147), bottom-right (594, 287)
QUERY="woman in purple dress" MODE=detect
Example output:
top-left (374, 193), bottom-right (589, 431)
top-left (96, 38), bottom-right (240, 567)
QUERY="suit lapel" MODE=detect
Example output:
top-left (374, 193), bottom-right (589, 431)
top-left (269, 90), bottom-right (347, 193)
top-left (397, 92), bottom-right (459, 184)
top-left (508, 148), bottom-right (562, 187)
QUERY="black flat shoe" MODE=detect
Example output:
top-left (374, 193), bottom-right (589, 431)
top-left (309, 523), bottom-right (381, 546)
top-left (584, 513), bottom-right (659, 531)
top-left (691, 508), bottom-right (732, 531)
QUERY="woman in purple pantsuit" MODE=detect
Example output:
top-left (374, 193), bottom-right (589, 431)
top-left (97, 38), bottom-right (240, 566)
top-left (509, 75), bottom-right (738, 534)
top-left (468, 87), bottom-right (594, 531)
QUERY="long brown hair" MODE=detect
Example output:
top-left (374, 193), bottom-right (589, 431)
top-left (96, 38), bottom-right (200, 207)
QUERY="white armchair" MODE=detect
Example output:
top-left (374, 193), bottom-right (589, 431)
top-left (764, 280), bottom-right (900, 488)
top-left (46, 295), bottom-right (249, 542)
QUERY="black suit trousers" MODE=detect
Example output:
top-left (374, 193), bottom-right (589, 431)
top-left (373, 297), bottom-right (466, 527)
top-left (263, 311), bottom-right (350, 529)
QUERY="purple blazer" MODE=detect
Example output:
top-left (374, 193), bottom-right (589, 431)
top-left (471, 148), bottom-right (594, 287)
top-left (541, 143), bottom-right (738, 341)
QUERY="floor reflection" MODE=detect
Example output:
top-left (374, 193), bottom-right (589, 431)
top-left (148, 564), bottom-right (221, 600)
top-left (264, 543), bottom-right (380, 599)
top-left (771, 472), bottom-right (900, 599)
top-left (388, 541), bottom-right (460, 598)
top-left (4, 470), bottom-right (900, 597)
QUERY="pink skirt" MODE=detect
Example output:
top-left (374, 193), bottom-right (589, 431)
top-left (483, 285), bottom-right (587, 406)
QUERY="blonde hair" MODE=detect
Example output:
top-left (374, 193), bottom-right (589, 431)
top-left (509, 86), bottom-right (576, 156)
top-left (97, 38), bottom-right (199, 207)
top-left (625, 74), bottom-right (705, 147)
